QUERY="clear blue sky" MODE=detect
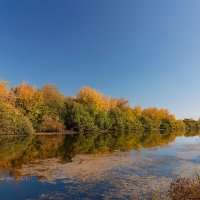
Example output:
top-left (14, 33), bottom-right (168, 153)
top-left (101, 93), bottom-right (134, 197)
top-left (0, 0), bottom-right (200, 119)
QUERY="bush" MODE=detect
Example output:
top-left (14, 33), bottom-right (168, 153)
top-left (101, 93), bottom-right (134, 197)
top-left (0, 100), bottom-right (34, 135)
top-left (15, 115), bottom-right (34, 135)
top-left (160, 118), bottom-right (172, 130)
top-left (174, 120), bottom-right (185, 130)
top-left (183, 119), bottom-right (198, 130)
top-left (108, 107), bottom-right (126, 131)
top-left (64, 100), bottom-right (96, 132)
top-left (139, 116), bottom-right (153, 130)
top-left (95, 110), bottom-right (111, 130)
top-left (131, 116), bottom-right (143, 130)
top-left (40, 84), bottom-right (65, 117)
top-left (37, 116), bottom-right (64, 132)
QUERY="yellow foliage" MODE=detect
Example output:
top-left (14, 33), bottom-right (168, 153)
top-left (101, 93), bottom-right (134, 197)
top-left (13, 82), bottom-right (37, 101)
top-left (38, 116), bottom-right (64, 132)
top-left (13, 82), bottom-right (44, 113)
top-left (116, 97), bottom-right (129, 110)
top-left (103, 97), bottom-right (117, 111)
top-left (142, 107), bottom-right (176, 121)
top-left (40, 84), bottom-right (65, 113)
top-left (77, 87), bottom-right (120, 112)
top-left (0, 81), bottom-right (9, 100)
top-left (132, 106), bottom-right (142, 116)
top-left (77, 87), bottom-right (105, 111)
top-left (124, 107), bottom-right (134, 120)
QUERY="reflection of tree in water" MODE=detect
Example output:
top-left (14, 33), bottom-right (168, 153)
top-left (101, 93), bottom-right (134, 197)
top-left (0, 135), bottom-right (64, 168)
top-left (184, 130), bottom-right (200, 137)
top-left (61, 130), bottom-right (183, 161)
top-left (0, 130), bottom-right (194, 168)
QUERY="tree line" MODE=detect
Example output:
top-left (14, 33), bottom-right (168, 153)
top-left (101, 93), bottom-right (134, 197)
top-left (0, 80), bottom-right (199, 135)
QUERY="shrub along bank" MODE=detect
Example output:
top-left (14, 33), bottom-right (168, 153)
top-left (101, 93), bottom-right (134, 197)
top-left (0, 80), bottom-right (198, 134)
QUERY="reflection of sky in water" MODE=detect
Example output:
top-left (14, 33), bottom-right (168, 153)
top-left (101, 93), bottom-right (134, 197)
top-left (131, 135), bottom-right (200, 159)
top-left (1, 135), bottom-right (200, 199)
top-left (130, 136), bottom-right (200, 179)
top-left (175, 135), bottom-right (200, 145)
top-left (0, 176), bottom-right (85, 200)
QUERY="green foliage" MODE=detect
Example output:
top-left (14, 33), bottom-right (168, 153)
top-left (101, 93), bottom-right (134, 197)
top-left (131, 116), bottom-right (143, 130)
top-left (40, 84), bottom-right (65, 117)
top-left (174, 120), bottom-right (185, 130)
top-left (139, 116), bottom-right (153, 130)
top-left (0, 80), bottom-right (198, 134)
top-left (0, 100), bottom-right (34, 135)
top-left (15, 115), bottom-right (34, 135)
top-left (160, 118), bottom-right (172, 130)
top-left (183, 118), bottom-right (198, 130)
top-left (64, 99), bottom-right (96, 132)
top-left (142, 108), bottom-right (162, 130)
top-left (95, 110), bottom-right (111, 130)
top-left (108, 107), bottom-right (127, 131)
top-left (12, 83), bottom-right (44, 129)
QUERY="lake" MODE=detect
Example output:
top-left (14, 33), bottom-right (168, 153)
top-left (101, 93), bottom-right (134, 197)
top-left (0, 131), bottom-right (200, 200)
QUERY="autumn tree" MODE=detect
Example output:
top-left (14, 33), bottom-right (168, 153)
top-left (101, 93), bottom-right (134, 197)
top-left (116, 97), bottom-right (129, 111)
top-left (0, 80), bottom-right (190, 133)
top-left (64, 99), bottom-right (96, 132)
top-left (76, 87), bottom-right (105, 115)
top-left (40, 84), bottom-right (65, 117)
top-left (108, 107), bottom-right (127, 131)
top-left (12, 82), bottom-right (44, 129)
top-left (38, 84), bottom-right (65, 132)
top-left (95, 110), bottom-right (111, 130)
top-left (37, 116), bottom-right (64, 132)
top-left (132, 106), bottom-right (142, 117)
top-left (174, 120), bottom-right (185, 130)
top-left (183, 118), bottom-right (198, 130)
top-left (0, 81), bottom-right (8, 101)
top-left (142, 107), bottom-right (162, 130)
top-left (0, 99), bottom-right (34, 135)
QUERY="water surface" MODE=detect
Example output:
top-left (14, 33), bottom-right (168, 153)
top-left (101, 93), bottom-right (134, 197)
top-left (0, 131), bottom-right (199, 199)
